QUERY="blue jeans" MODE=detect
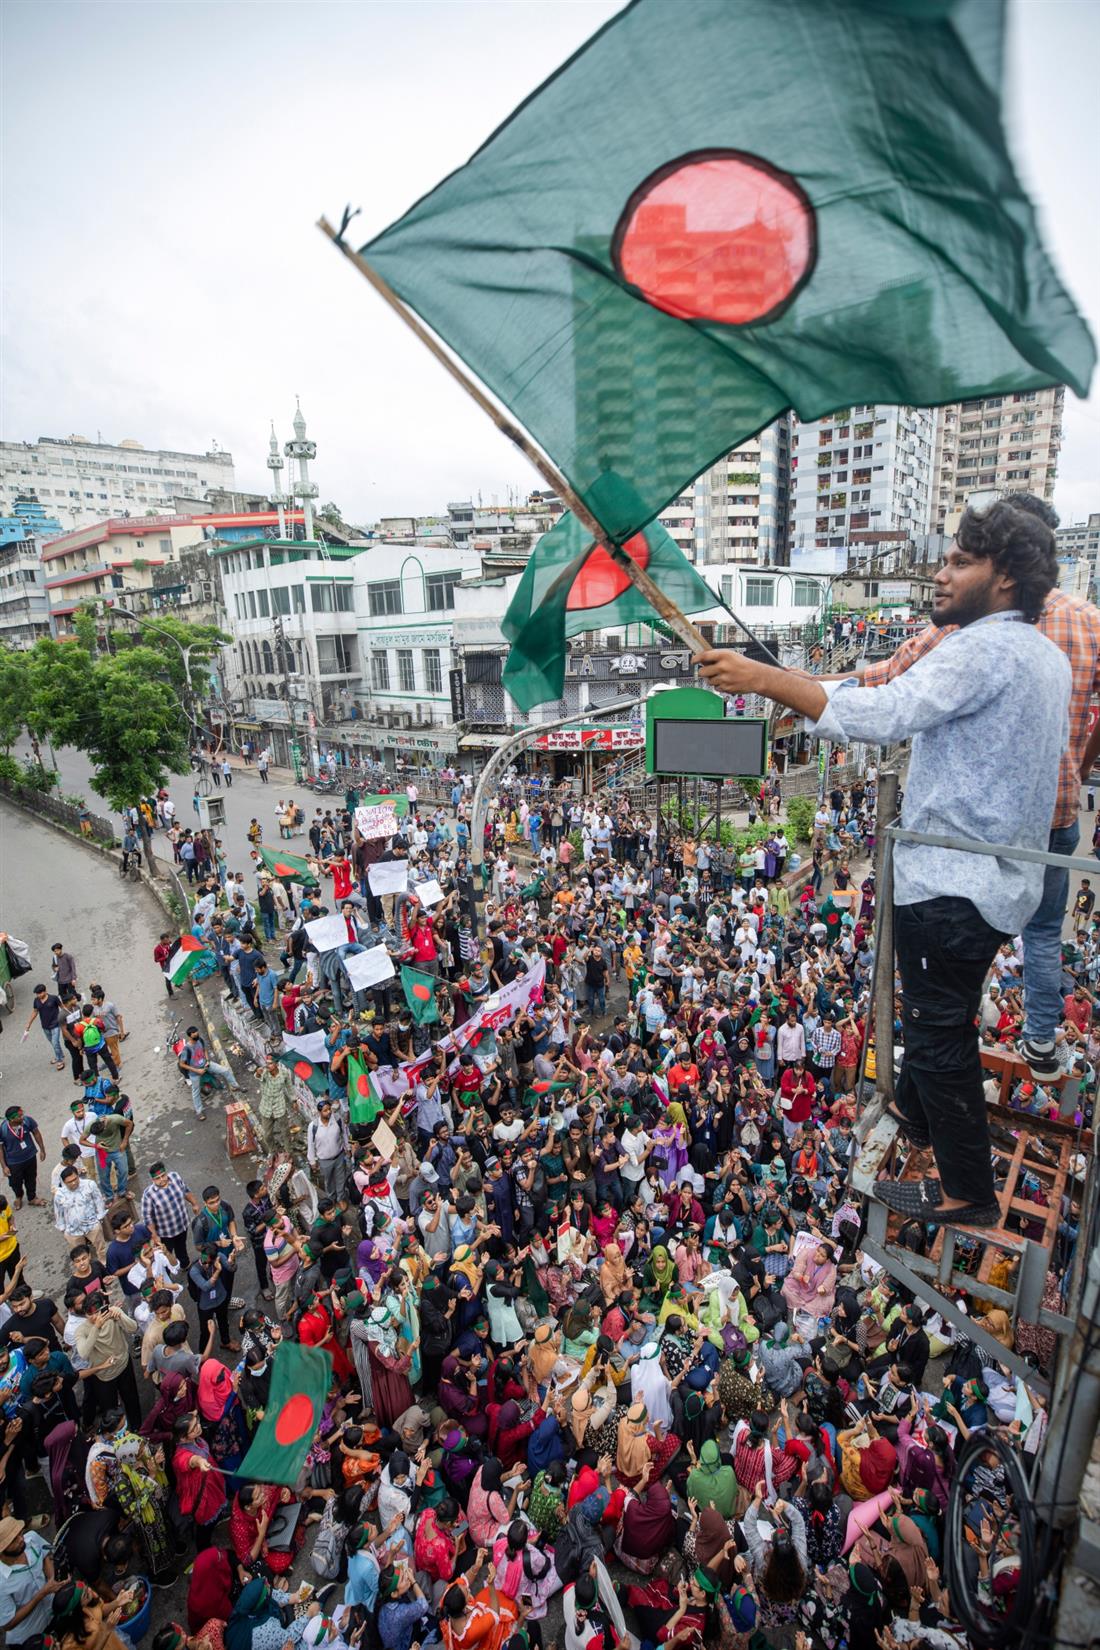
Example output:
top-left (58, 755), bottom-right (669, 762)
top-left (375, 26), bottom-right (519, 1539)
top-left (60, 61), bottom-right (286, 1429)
top-left (587, 984), bottom-right (606, 1017)
top-left (1022, 821), bottom-right (1080, 1044)
top-left (261, 910), bottom-right (276, 941)
top-left (40, 1024), bottom-right (63, 1062)
top-left (98, 1150), bottom-right (128, 1198)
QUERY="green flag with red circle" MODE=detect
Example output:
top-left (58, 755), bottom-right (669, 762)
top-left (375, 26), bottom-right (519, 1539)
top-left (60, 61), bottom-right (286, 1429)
top-left (501, 512), bottom-right (714, 711)
top-left (346, 1050), bottom-right (383, 1127)
top-left (401, 964), bottom-right (440, 1026)
top-left (255, 845), bottom-right (319, 889)
top-left (276, 1050), bottom-right (328, 1097)
top-left (361, 0), bottom-right (1092, 557)
top-left (238, 1340), bottom-right (332, 1487)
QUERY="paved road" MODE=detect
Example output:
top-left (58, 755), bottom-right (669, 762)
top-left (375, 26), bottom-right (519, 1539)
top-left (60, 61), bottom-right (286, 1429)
top-left (13, 735), bottom-right (335, 870)
top-left (0, 801), bottom-right (261, 1301)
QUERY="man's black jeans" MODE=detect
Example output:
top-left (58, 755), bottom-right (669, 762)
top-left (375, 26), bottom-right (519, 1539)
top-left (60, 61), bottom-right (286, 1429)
top-left (893, 896), bottom-right (1006, 1208)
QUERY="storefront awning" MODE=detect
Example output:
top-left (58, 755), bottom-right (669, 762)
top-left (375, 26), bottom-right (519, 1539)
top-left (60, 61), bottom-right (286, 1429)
top-left (459, 732), bottom-right (512, 749)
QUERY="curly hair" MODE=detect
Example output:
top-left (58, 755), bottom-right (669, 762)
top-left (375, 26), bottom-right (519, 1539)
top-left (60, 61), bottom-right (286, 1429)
top-left (955, 498), bottom-right (1058, 623)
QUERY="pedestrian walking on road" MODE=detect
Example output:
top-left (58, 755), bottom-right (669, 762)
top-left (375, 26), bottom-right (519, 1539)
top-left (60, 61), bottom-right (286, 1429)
top-left (256, 1056), bottom-right (294, 1156)
top-left (257, 749), bottom-right (270, 784)
top-left (0, 1107), bottom-right (45, 1209)
top-left (52, 1165), bottom-right (108, 1261)
top-left (88, 986), bottom-right (127, 1073)
top-left (222, 757), bottom-right (232, 787)
top-left (22, 986), bottom-right (64, 1069)
top-left (307, 1099), bottom-right (350, 1199)
top-left (141, 1164), bottom-right (201, 1270)
top-left (50, 943), bottom-right (77, 996)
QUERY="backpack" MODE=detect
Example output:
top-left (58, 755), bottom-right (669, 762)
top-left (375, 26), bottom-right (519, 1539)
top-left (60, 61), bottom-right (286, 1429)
top-left (81, 1019), bottom-right (105, 1050)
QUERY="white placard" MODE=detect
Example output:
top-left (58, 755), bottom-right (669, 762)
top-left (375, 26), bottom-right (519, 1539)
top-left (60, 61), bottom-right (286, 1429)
top-left (355, 803), bottom-right (399, 841)
top-left (344, 944), bottom-right (396, 992)
top-left (368, 859), bottom-right (409, 896)
top-left (282, 1030), bottom-right (330, 1065)
top-left (304, 913), bottom-right (351, 955)
top-left (412, 877), bottom-right (445, 907)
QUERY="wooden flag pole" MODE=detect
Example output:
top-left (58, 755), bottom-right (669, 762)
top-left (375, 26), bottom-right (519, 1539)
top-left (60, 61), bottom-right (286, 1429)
top-left (318, 216), bottom-right (711, 655)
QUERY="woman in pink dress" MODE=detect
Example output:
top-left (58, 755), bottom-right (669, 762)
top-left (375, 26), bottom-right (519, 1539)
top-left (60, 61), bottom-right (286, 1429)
top-left (782, 1241), bottom-right (838, 1324)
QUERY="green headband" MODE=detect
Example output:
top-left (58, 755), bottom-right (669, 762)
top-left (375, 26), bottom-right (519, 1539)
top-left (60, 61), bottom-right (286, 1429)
top-left (694, 1567), bottom-right (720, 1596)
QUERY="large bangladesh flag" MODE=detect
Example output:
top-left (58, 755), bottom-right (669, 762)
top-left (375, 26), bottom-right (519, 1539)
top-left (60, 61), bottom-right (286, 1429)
top-left (276, 1050), bottom-right (328, 1097)
top-left (401, 964), bottom-right (440, 1025)
top-left (239, 1341), bottom-right (331, 1487)
top-left (255, 845), bottom-right (319, 889)
top-left (361, 0), bottom-right (1093, 546)
top-left (502, 513), bottom-right (713, 709)
top-left (347, 1051), bottom-right (382, 1127)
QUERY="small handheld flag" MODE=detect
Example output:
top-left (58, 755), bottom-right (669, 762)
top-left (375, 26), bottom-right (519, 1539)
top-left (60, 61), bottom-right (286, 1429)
top-left (162, 935), bottom-right (213, 987)
top-left (401, 964), bottom-right (440, 1026)
top-left (347, 1050), bottom-right (382, 1126)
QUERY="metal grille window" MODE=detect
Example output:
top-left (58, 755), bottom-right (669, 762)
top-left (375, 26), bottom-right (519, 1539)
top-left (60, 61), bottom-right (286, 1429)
top-left (793, 578), bottom-right (819, 606)
top-left (368, 580), bottom-right (403, 616)
top-left (423, 648), bottom-right (443, 695)
top-left (397, 648), bottom-right (416, 691)
top-left (744, 577), bottom-right (774, 606)
top-left (371, 652), bottom-right (390, 690)
top-left (272, 587), bottom-right (290, 616)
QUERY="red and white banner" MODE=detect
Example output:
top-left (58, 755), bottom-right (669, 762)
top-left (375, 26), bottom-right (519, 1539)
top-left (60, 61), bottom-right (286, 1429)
top-left (533, 726), bottom-right (643, 751)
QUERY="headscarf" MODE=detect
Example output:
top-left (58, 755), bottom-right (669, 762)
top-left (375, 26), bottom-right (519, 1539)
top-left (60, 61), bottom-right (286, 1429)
top-left (621, 1474), bottom-right (675, 1561)
top-left (695, 1507), bottom-right (736, 1588)
top-left (365, 1305), bottom-right (398, 1356)
top-left (527, 1411), bottom-right (565, 1475)
top-left (886, 1513), bottom-right (929, 1591)
top-left (188, 1545), bottom-right (234, 1634)
top-left (978, 1308), bottom-right (1013, 1350)
top-left (529, 1324), bottom-right (559, 1385)
top-left (686, 1437), bottom-right (737, 1519)
top-left (570, 1386), bottom-right (594, 1449)
top-left (44, 1421), bottom-right (79, 1527)
top-left (600, 1242), bottom-right (630, 1299)
top-left (198, 1359), bottom-right (234, 1423)
top-left (648, 1245), bottom-right (675, 1296)
top-left (616, 1401), bottom-right (651, 1480)
top-left (225, 1579), bottom-right (280, 1650)
top-left (859, 1435), bottom-right (897, 1496)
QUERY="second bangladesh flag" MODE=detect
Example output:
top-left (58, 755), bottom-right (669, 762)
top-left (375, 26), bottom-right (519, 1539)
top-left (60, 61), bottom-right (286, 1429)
top-left (401, 965), bottom-right (439, 1026)
top-left (502, 513), bottom-right (713, 710)
top-left (254, 845), bottom-right (319, 889)
top-left (239, 1341), bottom-right (331, 1487)
top-left (346, 1051), bottom-right (382, 1127)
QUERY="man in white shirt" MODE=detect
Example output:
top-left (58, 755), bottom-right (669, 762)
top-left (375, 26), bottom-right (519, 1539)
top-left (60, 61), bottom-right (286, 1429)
top-left (776, 1012), bottom-right (806, 1067)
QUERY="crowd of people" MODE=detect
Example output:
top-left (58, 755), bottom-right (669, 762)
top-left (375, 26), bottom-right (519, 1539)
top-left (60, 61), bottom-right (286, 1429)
top-left (0, 494), bottom-right (1091, 1650)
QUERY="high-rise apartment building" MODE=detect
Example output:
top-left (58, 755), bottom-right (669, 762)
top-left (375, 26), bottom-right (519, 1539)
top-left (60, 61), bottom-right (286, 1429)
top-left (930, 387), bottom-right (1063, 532)
top-left (657, 416), bottom-right (791, 566)
top-left (0, 435), bottom-right (235, 533)
top-left (788, 404), bottom-right (935, 554)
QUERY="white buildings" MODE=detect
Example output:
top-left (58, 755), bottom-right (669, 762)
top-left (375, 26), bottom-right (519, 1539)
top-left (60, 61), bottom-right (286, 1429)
top-left (657, 419), bottom-right (791, 567)
top-left (788, 403), bottom-right (935, 557)
top-left (931, 388), bottom-right (1063, 534)
top-left (0, 435), bottom-right (235, 533)
top-left (1056, 513), bottom-right (1100, 599)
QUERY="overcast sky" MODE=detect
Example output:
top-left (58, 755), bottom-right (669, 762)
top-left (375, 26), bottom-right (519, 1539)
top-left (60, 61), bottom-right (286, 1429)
top-left (3, 0), bottom-right (1098, 526)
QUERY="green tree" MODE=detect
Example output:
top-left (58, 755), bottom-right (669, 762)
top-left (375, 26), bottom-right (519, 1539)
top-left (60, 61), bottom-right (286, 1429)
top-left (0, 649), bottom-right (29, 752)
top-left (81, 650), bottom-right (190, 811)
top-left (786, 795), bottom-right (817, 843)
top-left (130, 614), bottom-right (230, 699)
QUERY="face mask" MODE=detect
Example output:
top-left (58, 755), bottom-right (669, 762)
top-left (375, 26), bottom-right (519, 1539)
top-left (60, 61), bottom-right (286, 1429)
top-left (252, 1363), bottom-right (268, 1377)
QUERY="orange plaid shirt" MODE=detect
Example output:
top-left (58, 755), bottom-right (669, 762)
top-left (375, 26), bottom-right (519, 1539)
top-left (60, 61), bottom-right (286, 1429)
top-left (861, 590), bottom-right (1100, 828)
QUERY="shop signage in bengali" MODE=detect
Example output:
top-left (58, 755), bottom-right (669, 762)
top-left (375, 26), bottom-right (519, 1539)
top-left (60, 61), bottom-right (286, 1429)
top-left (534, 725), bottom-right (644, 750)
top-left (564, 648), bottom-right (694, 680)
